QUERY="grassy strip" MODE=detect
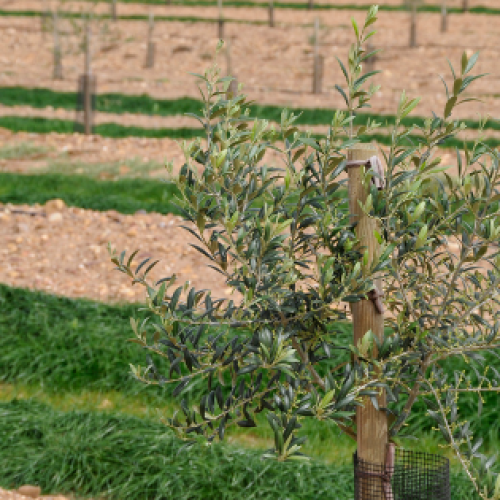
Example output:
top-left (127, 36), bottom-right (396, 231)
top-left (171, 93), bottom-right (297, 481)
top-left (1, 115), bottom-right (499, 150)
top-left (0, 172), bottom-right (181, 214)
top-left (1, 86), bottom-right (500, 133)
top-left (0, 399), bottom-right (358, 500)
top-left (0, 283), bottom-right (498, 446)
top-left (0, 398), bottom-right (481, 499)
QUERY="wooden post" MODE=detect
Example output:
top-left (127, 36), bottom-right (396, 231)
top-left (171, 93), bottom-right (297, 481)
top-left (226, 38), bottom-right (238, 98)
top-left (409, 0), bottom-right (417, 48)
top-left (218, 0), bottom-right (224, 39)
top-left (145, 11), bottom-right (156, 68)
top-left (83, 23), bottom-right (94, 136)
top-left (41, 10), bottom-right (50, 40)
top-left (52, 10), bottom-right (63, 80)
top-left (111, 0), bottom-right (117, 21)
top-left (347, 144), bottom-right (388, 499)
top-left (312, 17), bottom-right (322, 94)
top-left (365, 42), bottom-right (375, 74)
top-left (308, 0), bottom-right (314, 10)
top-left (440, 0), bottom-right (447, 32)
top-left (462, 0), bottom-right (468, 12)
top-left (269, 0), bottom-right (274, 28)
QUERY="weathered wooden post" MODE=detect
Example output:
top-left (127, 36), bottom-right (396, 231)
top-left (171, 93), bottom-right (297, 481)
top-left (409, 0), bottom-right (417, 48)
top-left (226, 38), bottom-right (238, 98)
top-left (82, 23), bottom-right (95, 135)
top-left (52, 10), bottom-right (63, 80)
top-left (145, 11), bottom-right (156, 68)
top-left (218, 0), bottom-right (224, 39)
top-left (269, 0), bottom-right (274, 28)
top-left (462, 0), bottom-right (468, 12)
top-left (347, 143), bottom-right (388, 499)
top-left (312, 17), bottom-right (323, 94)
top-left (440, 0), bottom-right (447, 32)
top-left (111, 0), bottom-right (117, 21)
top-left (308, 0), bottom-right (314, 10)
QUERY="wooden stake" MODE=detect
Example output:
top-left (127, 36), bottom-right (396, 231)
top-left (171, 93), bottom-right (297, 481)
top-left (218, 0), bottom-right (224, 39)
top-left (365, 42), bottom-right (375, 74)
top-left (462, 0), bottom-right (468, 12)
top-left (441, 0), bottom-right (447, 32)
top-left (145, 11), bottom-right (156, 68)
top-left (308, 0), bottom-right (314, 10)
top-left (226, 38), bottom-right (238, 98)
top-left (52, 10), bottom-right (63, 80)
top-left (312, 17), bottom-right (322, 94)
top-left (111, 0), bottom-right (117, 21)
top-left (269, 0), bottom-right (274, 28)
top-left (347, 144), bottom-right (388, 499)
top-left (409, 0), bottom-right (417, 48)
top-left (83, 23), bottom-right (94, 135)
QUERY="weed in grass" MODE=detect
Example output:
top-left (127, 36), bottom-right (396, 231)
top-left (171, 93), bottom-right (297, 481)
top-left (41, 157), bottom-right (164, 180)
top-left (0, 141), bottom-right (52, 161)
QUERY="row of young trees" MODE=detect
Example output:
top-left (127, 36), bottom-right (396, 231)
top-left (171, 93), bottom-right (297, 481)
top-left (110, 5), bottom-right (500, 499)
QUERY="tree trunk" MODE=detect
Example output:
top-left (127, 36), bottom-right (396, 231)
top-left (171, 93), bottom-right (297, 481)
top-left (347, 144), bottom-right (388, 499)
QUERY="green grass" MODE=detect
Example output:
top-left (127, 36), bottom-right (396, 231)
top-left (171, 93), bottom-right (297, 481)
top-left (0, 398), bottom-right (482, 499)
top-left (0, 283), bottom-right (498, 449)
top-left (0, 141), bottom-right (52, 160)
top-left (2, 86), bottom-right (500, 133)
top-left (40, 157), bottom-right (164, 179)
top-left (0, 115), bottom-right (498, 150)
top-left (0, 172), bottom-right (181, 214)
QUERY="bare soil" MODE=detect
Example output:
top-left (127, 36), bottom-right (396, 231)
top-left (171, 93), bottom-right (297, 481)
top-left (0, 7), bottom-right (498, 120)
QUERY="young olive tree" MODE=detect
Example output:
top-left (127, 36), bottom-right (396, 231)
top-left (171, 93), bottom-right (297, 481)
top-left (110, 6), bottom-right (500, 498)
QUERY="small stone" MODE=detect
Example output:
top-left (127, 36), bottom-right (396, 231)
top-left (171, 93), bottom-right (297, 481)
top-left (48, 212), bottom-right (63, 223)
top-left (127, 227), bottom-right (138, 237)
top-left (17, 485), bottom-right (42, 497)
top-left (15, 223), bottom-right (30, 233)
top-left (107, 210), bottom-right (121, 222)
top-left (44, 199), bottom-right (66, 213)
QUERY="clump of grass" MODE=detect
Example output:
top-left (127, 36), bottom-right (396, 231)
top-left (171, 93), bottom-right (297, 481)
top-left (42, 157), bottom-right (163, 180)
top-left (0, 398), bottom-right (480, 500)
top-left (0, 141), bottom-right (52, 161)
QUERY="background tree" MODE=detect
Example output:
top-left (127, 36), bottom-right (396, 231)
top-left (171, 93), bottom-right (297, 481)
top-left (110, 6), bottom-right (500, 498)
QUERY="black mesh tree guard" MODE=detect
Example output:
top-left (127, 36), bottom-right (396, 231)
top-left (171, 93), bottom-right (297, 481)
top-left (354, 448), bottom-right (450, 500)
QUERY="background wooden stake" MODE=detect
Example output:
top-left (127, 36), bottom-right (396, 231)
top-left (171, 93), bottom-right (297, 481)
top-left (347, 144), bottom-right (388, 499)
top-left (83, 23), bottom-right (95, 136)
top-left (218, 0), bottom-right (224, 39)
top-left (462, 0), bottom-right (468, 12)
top-left (308, 0), bottom-right (314, 10)
top-left (409, 0), bottom-right (417, 48)
top-left (145, 12), bottom-right (156, 68)
top-left (365, 42), bottom-right (376, 74)
top-left (312, 18), bottom-right (322, 94)
top-left (269, 0), bottom-right (274, 27)
top-left (226, 38), bottom-right (238, 97)
top-left (52, 10), bottom-right (63, 80)
top-left (111, 0), bottom-right (117, 21)
top-left (441, 0), bottom-right (447, 32)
